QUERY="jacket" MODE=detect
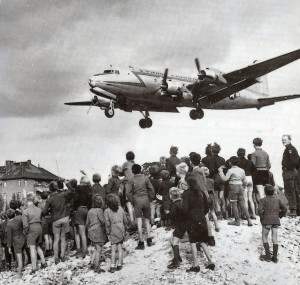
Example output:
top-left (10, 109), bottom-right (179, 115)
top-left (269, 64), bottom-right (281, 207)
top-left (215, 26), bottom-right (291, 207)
top-left (86, 208), bottom-right (108, 243)
top-left (166, 155), bottom-right (181, 177)
top-left (282, 144), bottom-right (299, 171)
top-left (258, 195), bottom-right (288, 226)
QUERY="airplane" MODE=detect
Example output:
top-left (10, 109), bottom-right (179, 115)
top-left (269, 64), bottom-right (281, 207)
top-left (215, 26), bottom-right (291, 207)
top-left (65, 49), bottom-right (300, 128)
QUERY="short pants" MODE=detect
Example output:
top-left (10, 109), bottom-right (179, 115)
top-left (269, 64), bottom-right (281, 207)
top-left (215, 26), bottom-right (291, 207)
top-left (27, 223), bottom-right (43, 245)
top-left (133, 195), bottom-right (151, 219)
top-left (263, 224), bottom-right (279, 229)
top-left (253, 170), bottom-right (270, 186)
top-left (75, 207), bottom-right (88, 225)
top-left (13, 237), bottom-right (25, 254)
top-left (53, 216), bottom-right (70, 234)
top-left (228, 184), bottom-right (244, 202)
top-left (173, 224), bottom-right (187, 239)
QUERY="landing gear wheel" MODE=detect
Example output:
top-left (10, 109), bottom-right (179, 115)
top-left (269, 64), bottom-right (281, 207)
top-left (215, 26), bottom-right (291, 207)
top-left (105, 108), bottom-right (114, 118)
top-left (190, 109), bottom-right (204, 120)
top-left (196, 108), bottom-right (204, 119)
top-left (190, 109), bottom-right (198, 120)
top-left (145, 118), bottom-right (153, 128)
top-left (139, 119), bottom-right (147, 129)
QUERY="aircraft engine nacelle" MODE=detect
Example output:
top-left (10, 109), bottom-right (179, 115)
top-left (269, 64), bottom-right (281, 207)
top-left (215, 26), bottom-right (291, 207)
top-left (204, 68), bottom-right (227, 84)
top-left (165, 80), bottom-right (183, 96)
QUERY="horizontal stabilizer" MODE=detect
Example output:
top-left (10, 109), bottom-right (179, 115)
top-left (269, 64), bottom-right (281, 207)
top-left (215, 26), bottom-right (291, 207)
top-left (258, 94), bottom-right (300, 106)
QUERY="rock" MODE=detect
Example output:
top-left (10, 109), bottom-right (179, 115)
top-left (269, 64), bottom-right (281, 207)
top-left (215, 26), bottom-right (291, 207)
top-left (64, 270), bottom-right (72, 281)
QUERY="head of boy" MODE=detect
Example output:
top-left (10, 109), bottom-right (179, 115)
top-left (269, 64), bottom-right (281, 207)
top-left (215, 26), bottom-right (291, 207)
top-left (57, 179), bottom-right (64, 190)
top-left (253, 137), bottom-right (263, 147)
top-left (49, 181), bottom-right (59, 192)
top-left (66, 179), bottom-right (77, 191)
top-left (93, 194), bottom-right (104, 208)
top-left (126, 151), bottom-right (135, 161)
top-left (150, 165), bottom-right (159, 178)
top-left (229, 156), bottom-right (239, 166)
top-left (159, 156), bottom-right (166, 165)
top-left (211, 143), bottom-right (221, 155)
top-left (26, 192), bottom-right (36, 202)
top-left (111, 165), bottom-right (121, 177)
top-left (205, 144), bottom-right (212, 156)
top-left (9, 200), bottom-right (21, 210)
top-left (132, 164), bottom-right (142, 175)
top-left (6, 209), bottom-right (15, 219)
top-left (264, 184), bottom-right (274, 196)
top-left (170, 146), bottom-right (178, 156)
top-left (39, 191), bottom-right (48, 200)
top-left (189, 152), bottom-right (201, 167)
top-left (169, 187), bottom-right (181, 201)
top-left (237, 148), bottom-right (246, 158)
top-left (161, 170), bottom-right (170, 181)
top-left (106, 194), bottom-right (119, 212)
top-left (185, 172), bottom-right (198, 189)
top-left (93, 173), bottom-right (101, 183)
top-left (80, 175), bottom-right (91, 186)
top-left (176, 162), bottom-right (189, 178)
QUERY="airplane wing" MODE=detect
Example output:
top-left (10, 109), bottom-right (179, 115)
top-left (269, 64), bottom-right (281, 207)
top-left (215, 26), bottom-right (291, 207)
top-left (223, 49), bottom-right (300, 83)
top-left (65, 101), bottom-right (94, 106)
top-left (197, 49), bottom-right (300, 104)
top-left (257, 94), bottom-right (300, 107)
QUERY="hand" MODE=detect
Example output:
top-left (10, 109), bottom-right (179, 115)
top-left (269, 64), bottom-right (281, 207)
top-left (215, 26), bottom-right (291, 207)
top-left (218, 166), bottom-right (225, 172)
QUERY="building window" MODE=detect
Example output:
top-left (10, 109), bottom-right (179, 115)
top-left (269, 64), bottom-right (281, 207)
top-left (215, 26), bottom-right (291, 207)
top-left (18, 180), bottom-right (21, 186)
top-left (25, 180), bottom-right (28, 186)
top-left (3, 182), bottom-right (7, 188)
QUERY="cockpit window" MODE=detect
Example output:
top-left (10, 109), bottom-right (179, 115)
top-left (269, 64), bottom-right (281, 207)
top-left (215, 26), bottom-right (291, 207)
top-left (103, 70), bottom-right (119, 74)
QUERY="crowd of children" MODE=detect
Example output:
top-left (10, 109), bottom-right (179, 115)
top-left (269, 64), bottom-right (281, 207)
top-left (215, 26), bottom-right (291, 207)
top-left (0, 138), bottom-right (296, 278)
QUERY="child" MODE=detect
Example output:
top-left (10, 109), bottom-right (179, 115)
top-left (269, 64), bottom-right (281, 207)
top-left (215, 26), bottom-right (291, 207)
top-left (87, 194), bottom-right (108, 273)
top-left (176, 162), bottom-right (189, 193)
top-left (92, 173), bottom-right (106, 207)
top-left (126, 164), bottom-right (155, 249)
top-left (258, 184), bottom-right (287, 263)
top-left (38, 191), bottom-right (53, 257)
top-left (104, 194), bottom-right (127, 273)
top-left (201, 167), bottom-right (219, 232)
top-left (159, 170), bottom-right (173, 230)
top-left (164, 187), bottom-right (186, 269)
top-left (0, 211), bottom-right (11, 271)
top-left (6, 209), bottom-right (25, 278)
top-left (218, 156), bottom-right (253, 226)
top-left (22, 192), bottom-right (47, 274)
top-left (107, 165), bottom-right (122, 196)
top-left (149, 165), bottom-right (161, 227)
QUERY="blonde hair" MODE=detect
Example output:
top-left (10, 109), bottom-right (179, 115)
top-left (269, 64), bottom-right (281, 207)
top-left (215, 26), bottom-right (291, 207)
top-left (26, 192), bottom-right (36, 202)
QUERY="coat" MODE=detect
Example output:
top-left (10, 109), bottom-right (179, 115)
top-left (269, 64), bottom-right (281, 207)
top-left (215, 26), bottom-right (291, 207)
top-left (86, 208), bottom-right (108, 244)
top-left (258, 195), bottom-right (288, 226)
top-left (104, 206), bottom-right (127, 244)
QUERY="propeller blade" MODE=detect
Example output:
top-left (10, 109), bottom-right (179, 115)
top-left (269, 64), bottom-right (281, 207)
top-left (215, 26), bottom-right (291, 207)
top-left (162, 68), bottom-right (168, 86)
top-left (87, 104), bottom-right (92, 114)
top-left (195, 58), bottom-right (201, 73)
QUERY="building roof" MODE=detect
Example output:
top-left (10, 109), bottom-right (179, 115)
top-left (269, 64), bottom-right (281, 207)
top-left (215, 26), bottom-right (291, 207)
top-left (0, 160), bottom-right (60, 181)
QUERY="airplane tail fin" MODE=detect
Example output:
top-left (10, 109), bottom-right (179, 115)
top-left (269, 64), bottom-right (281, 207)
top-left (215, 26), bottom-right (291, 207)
top-left (248, 75), bottom-right (269, 97)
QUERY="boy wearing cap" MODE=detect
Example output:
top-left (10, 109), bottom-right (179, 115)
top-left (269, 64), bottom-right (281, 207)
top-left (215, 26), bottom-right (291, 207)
top-left (6, 209), bottom-right (25, 278)
top-left (258, 184), bottom-right (287, 263)
top-left (42, 180), bottom-right (75, 264)
top-left (126, 164), bottom-right (155, 249)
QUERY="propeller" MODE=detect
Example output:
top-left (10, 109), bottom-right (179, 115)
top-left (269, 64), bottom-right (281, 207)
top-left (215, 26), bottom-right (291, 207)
top-left (87, 96), bottom-right (99, 114)
top-left (152, 68), bottom-right (169, 96)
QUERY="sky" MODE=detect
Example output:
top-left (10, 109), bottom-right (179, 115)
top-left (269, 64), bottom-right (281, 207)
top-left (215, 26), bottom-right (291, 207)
top-left (0, 0), bottom-right (300, 185)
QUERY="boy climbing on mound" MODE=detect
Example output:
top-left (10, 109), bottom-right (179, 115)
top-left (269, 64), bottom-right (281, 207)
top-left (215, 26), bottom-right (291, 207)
top-left (258, 184), bottom-right (287, 263)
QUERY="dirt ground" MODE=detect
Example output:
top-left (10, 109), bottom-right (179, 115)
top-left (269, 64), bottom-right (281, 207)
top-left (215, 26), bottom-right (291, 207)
top-left (0, 216), bottom-right (299, 285)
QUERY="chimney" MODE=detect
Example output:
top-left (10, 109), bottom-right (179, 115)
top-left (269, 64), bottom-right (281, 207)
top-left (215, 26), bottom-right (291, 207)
top-left (27, 160), bottom-right (31, 165)
top-left (5, 160), bottom-right (15, 174)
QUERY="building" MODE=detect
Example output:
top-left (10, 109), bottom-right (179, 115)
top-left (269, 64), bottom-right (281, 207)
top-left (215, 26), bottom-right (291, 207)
top-left (0, 160), bottom-right (60, 202)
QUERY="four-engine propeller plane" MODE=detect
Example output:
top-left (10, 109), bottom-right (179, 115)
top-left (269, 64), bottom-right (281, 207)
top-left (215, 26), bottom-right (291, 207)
top-left (65, 49), bottom-right (300, 128)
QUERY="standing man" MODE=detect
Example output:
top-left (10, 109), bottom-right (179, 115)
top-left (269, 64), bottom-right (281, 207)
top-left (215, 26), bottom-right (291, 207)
top-left (282, 135), bottom-right (299, 217)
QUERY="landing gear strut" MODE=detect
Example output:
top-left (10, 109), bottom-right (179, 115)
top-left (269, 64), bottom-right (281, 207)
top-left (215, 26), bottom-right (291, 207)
top-left (139, 110), bottom-right (153, 129)
top-left (104, 100), bottom-right (115, 118)
top-left (189, 108), bottom-right (204, 120)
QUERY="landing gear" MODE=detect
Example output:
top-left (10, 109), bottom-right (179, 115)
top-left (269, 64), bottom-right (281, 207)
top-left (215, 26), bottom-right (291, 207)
top-left (139, 110), bottom-right (153, 128)
top-left (189, 108), bottom-right (204, 120)
top-left (104, 100), bottom-right (115, 118)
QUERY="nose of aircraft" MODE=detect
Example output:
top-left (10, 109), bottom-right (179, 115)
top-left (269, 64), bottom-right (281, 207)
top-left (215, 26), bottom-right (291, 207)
top-left (89, 78), bottom-right (95, 88)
